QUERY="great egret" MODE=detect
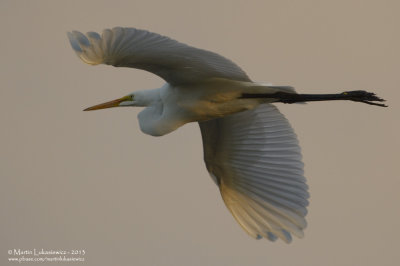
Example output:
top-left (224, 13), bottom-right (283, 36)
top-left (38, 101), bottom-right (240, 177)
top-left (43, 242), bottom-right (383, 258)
top-left (67, 27), bottom-right (386, 243)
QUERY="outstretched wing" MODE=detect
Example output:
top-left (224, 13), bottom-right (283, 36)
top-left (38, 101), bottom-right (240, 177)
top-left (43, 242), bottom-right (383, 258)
top-left (67, 27), bottom-right (251, 85)
top-left (199, 104), bottom-right (308, 243)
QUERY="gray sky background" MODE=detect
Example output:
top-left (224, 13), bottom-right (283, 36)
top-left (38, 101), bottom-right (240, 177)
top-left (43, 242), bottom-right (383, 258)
top-left (1, 1), bottom-right (399, 265)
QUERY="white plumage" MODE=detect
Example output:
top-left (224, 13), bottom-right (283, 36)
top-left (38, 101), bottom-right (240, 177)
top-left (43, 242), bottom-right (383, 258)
top-left (68, 27), bottom-right (309, 243)
top-left (67, 27), bottom-right (250, 84)
top-left (200, 104), bottom-right (308, 243)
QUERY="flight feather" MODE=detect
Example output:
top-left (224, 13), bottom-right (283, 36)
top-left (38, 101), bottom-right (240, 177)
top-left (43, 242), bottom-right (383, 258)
top-left (67, 27), bottom-right (251, 85)
top-left (199, 104), bottom-right (309, 243)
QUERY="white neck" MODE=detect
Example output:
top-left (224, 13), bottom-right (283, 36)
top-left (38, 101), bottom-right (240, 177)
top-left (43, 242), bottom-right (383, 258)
top-left (134, 85), bottom-right (185, 136)
top-left (133, 88), bottom-right (161, 106)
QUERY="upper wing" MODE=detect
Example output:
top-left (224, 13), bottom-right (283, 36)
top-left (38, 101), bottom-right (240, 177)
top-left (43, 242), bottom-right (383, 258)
top-left (67, 27), bottom-right (251, 85)
top-left (199, 104), bottom-right (309, 243)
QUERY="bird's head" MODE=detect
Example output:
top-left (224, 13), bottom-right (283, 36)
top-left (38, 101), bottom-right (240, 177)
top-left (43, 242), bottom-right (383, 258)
top-left (83, 93), bottom-right (136, 111)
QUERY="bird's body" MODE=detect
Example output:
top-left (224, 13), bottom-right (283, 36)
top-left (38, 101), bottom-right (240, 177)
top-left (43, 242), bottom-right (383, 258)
top-left (131, 79), bottom-right (293, 136)
top-left (68, 27), bottom-right (386, 243)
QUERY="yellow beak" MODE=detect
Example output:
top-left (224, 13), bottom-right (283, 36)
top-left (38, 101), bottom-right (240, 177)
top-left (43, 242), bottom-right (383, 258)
top-left (84, 95), bottom-right (132, 111)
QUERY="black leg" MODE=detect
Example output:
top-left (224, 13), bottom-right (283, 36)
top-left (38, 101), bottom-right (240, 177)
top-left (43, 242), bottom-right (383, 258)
top-left (241, 90), bottom-right (387, 107)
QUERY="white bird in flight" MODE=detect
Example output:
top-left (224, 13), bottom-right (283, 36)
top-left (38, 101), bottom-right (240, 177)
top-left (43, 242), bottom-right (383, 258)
top-left (67, 27), bottom-right (386, 243)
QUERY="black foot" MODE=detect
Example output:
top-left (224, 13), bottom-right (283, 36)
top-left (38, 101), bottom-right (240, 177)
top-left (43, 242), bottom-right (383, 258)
top-left (342, 90), bottom-right (387, 107)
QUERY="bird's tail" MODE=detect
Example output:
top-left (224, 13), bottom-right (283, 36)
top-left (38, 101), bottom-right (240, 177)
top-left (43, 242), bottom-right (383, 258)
top-left (264, 85), bottom-right (297, 94)
top-left (245, 83), bottom-right (297, 94)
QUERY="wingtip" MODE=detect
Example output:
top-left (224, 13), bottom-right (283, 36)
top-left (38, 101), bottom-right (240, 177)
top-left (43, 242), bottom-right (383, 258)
top-left (71, 30), bottom-right (91, 47)
top-left (86, 31), bottom-right (101, 40)
top-left (267, 232), bottom-right (277, 241)
top-left (67, 30), bottom-right (93, 54)
top-left (67, 31), bottom-right (83, 53)
top-left (282, 229), bottom-right (293, 244)
top-left (67, 30), bottom-right (104, 65)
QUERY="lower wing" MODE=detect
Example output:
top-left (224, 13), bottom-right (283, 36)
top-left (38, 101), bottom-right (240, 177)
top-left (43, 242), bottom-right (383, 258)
top-left (199, 104), bottom-right (309, 243)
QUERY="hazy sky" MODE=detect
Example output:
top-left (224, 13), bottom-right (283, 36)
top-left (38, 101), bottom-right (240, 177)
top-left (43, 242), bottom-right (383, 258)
top-left (1, 1), bottom-right (399, 265)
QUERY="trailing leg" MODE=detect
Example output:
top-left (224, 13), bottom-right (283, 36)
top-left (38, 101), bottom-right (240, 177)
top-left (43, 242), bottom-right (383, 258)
top-left (241, 90), bottom-right (387, 107)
